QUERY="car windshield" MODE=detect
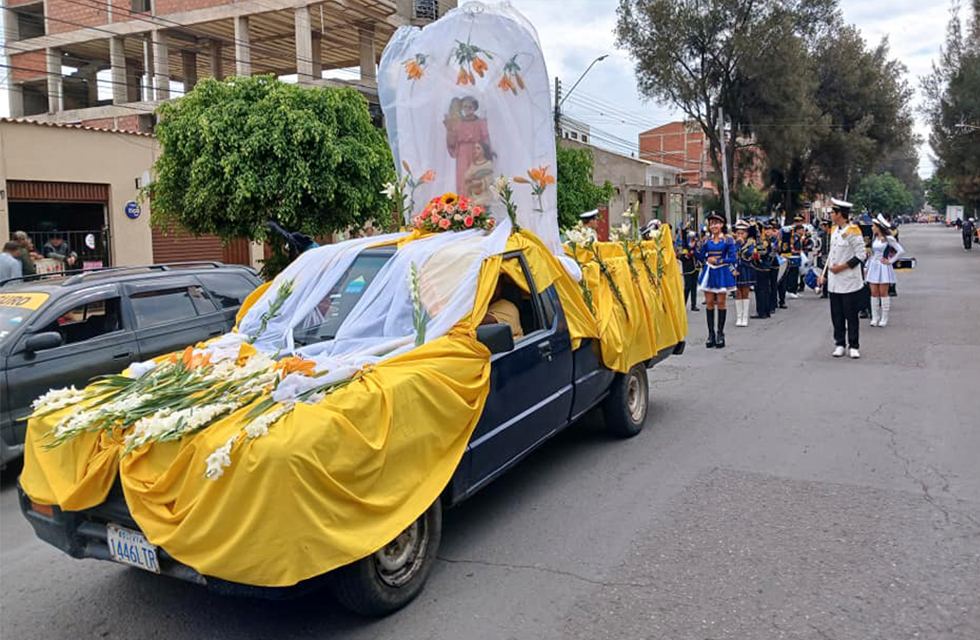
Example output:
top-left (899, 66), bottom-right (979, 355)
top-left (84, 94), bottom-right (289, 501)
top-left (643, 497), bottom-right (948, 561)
top-left (292, 253), bottom-right (392, 347)
top-left (0, 291), bottom-right (50, 346)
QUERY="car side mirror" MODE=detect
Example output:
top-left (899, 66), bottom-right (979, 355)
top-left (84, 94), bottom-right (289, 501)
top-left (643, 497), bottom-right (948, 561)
top-left (25, 331), bottom-right (64, 353)
top-left (476, 324), bottom-right (514, 355)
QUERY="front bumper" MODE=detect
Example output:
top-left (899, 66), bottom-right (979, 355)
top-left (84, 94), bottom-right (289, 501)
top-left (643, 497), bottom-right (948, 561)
top-left (17, 483), bottom-right (330, 599)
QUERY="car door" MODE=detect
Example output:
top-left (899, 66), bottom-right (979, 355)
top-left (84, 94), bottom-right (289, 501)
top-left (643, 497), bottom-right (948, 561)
top-left (195, 271), bottom-right (261, 330)
top-left (4, 286), bottom-right (138, 440)
top-left (124, 278), bottom-right (226, 360)
top-left (466, 253), bottom-right (574, 492)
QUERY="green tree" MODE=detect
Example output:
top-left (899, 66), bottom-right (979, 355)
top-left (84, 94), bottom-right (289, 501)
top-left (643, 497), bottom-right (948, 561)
top-left (148, 76), bottom-right (394, 276)
top-left (924, 173), bottom-right (960, 212)
top-left (555, 144), bottom-right (614, 229)
top-left (732, 184), bottom-right (768, 218)
top-left (852, 173), bottom-right (914, 215)
top-left (923, 1), bottom-right (980, 213)
top-left (615, 0), bottom-right (836, 222)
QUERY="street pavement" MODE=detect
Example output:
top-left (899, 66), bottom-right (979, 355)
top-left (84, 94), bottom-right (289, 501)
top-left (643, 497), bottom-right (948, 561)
top-left (1, 224), bottom-right (978, 639)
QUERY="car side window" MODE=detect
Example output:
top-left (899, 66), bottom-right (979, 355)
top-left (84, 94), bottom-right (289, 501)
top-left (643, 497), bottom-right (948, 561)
top-left (197, 273), bottom-right (257, 309)
top-left (492, 258), bottom-right (544, 341)
top-left (40, 297), bottom-right (124, 345)
top-left (130, 287), bottom-right (201, 328)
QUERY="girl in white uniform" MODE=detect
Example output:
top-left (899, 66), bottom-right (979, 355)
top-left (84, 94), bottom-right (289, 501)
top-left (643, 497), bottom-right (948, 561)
top-left (865, 214), bottom-right (904, 327)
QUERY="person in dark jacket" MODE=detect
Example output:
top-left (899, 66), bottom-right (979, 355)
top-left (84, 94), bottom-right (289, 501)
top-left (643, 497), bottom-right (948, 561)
top-left (677, 228), bottom-right (700, 311)
top-left (42, 233), bottom-right (78, 268)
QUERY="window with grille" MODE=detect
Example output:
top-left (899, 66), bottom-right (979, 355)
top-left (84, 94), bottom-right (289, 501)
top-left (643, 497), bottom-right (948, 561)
top-left (415, 0), bottom-right (439, 20)
top-left (131, 0), bottom-right (152, 13)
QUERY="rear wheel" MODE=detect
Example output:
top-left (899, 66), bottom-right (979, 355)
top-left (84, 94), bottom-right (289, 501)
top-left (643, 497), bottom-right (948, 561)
top-left (329, 499), bottom-right (442, 616)
top-left (602, 363), bottom-right (649, 438)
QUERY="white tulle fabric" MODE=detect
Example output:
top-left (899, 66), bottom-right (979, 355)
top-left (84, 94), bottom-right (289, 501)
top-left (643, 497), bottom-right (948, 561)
top-left (378, 2), bottom-right (561, 254)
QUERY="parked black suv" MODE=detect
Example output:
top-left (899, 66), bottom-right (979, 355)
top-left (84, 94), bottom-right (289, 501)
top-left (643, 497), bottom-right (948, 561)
top-left (0, 263), bottom-right (262, 467)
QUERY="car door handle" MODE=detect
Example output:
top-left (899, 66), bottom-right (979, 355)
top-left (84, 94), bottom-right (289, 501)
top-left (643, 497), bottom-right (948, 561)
top-left (537, 341), bottom-right (553, 362)
top-left (208, 329), bottom-right (223, 337)
top-left (112, 351), bottom-right (133, 360)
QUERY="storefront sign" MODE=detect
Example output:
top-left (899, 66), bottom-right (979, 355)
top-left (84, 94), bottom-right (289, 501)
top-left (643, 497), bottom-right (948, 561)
top-left (85, 233), bottom-right (97, 249)
top-left (125, 201), bottom-right (141, 219)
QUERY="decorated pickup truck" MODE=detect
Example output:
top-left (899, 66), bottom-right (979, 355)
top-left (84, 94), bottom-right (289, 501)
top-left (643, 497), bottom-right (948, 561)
top-left (17, 2), bottom-right (688, 617)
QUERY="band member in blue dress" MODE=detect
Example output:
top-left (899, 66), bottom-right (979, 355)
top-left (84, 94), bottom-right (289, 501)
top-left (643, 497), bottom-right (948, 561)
top-left (676, 226), bottom-right (701, 311)
top-left (733, 219), bottom-right (757, 327)
top-left (697, 212), bottom-right (737, 348)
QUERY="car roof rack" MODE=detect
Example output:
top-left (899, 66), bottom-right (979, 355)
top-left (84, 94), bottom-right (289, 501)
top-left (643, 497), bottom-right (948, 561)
top-left (0, 261), bottom-right (230, 288)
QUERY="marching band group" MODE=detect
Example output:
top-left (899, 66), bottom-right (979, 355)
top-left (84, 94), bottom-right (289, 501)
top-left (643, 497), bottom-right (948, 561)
top-left (672, 198), bottom-right (904, 358)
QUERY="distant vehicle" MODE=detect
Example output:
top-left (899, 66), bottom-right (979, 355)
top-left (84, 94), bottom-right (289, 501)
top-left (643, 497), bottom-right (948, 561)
top-left (0, 263), bottom-right (262, 467)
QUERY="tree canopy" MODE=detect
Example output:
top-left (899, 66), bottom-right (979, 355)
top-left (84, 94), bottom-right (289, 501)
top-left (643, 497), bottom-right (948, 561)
top-left (616, 0), bottom-right (915, 221)
top-left (148, 75), bottom-right (394, 271)
top-left (615, 0), bottom-right (837, 220)
top-left (556, 144), bottom-right (615, 229)
top-left (852, 173), bottom-right (914, 216)
top-left (923, 0), bottom-right (980, 214)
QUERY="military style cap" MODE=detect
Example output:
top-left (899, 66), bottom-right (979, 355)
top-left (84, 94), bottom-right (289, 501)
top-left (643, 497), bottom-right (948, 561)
top-left (705, 211), bottom-right (725, 223)
top-left (830, 197), bottom-right (853, 210)
top-left (579, 209), bottom-right (599, 221)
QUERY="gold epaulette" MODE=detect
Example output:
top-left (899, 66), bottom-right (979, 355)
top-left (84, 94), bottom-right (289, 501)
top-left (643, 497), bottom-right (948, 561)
top-left (844, 223), bottom-right (862, 236)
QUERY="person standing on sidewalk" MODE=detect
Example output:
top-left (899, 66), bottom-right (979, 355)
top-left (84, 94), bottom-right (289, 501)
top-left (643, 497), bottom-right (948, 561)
top-left (818, 199), bottom-right (867, 359)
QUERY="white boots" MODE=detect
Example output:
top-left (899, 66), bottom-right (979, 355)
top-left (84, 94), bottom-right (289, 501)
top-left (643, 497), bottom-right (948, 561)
top-left (870, 297), bottom-right (892, 327)
top-left (734, 299), bottom-right (750, 327)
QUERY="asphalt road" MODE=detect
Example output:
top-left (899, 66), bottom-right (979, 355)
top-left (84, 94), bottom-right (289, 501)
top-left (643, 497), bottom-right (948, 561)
top-left (2, 224), bottom-right (978, 640)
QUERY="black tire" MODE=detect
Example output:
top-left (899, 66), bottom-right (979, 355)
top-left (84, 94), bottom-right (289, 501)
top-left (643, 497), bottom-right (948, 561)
top-left (602, 363), bottom-right (649, 438)
top-left (329, 499), bottom-right (442, 617)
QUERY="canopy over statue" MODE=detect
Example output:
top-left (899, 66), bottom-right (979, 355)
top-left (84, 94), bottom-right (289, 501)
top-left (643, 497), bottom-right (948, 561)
top-left (379, 1), bottom-right (561, 254)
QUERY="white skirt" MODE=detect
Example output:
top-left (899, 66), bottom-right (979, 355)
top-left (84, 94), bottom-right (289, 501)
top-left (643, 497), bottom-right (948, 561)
top-left (866, 259), bottom-right (897, 284)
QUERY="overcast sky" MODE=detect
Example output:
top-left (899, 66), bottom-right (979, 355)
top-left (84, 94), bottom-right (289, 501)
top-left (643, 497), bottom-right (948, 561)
top-left (509, 0), bottom-right (961, 177)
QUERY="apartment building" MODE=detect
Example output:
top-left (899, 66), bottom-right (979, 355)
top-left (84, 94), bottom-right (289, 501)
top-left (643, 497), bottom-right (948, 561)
top-left (3, 0), bottom-right (455, 131)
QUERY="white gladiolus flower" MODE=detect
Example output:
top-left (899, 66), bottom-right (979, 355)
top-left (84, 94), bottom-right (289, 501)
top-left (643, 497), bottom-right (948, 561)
top-left (565, 226), bottom-right (596, 245)
top-left (204, 435), bottom-right (238, 480)
top-left (31, 386), bottom-right (87, 414)
top-left (381, 182), bottom-right (397, 199)
top-left (491, 175), bottom-right (509, 196)
top-left (243, 403), bottom-right (293, 439)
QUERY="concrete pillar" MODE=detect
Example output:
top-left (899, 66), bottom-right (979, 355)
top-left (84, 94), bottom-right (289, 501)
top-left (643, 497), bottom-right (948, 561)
top-left (81, 66), bottom-right (100, 106)
top-left (152, 30), bottom-right (170, 100)
top-left (311, 31), bottom-right (322, 78)
top-left (234, 16), bottom-right (251, 76)
top-left (126, 59), bottom-right (142, 102)
top-left (110, 36), bottom-right (128, 104)
top-left (209, 40), bottom-right (224, 80)
top-left (181, 50), bottom-right (198, 92)
top-left (142, 35), bottom-right (155, 101)
top-left (294, 6), bottom-right (314, 84)
top-left (359, 25), bottom-right (376, 83)
top-left (46, 48), bottom-right (63, 113)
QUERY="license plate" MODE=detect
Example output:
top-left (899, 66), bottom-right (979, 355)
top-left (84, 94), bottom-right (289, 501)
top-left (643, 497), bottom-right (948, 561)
top-left (107, 524), bottom-right (160, 573)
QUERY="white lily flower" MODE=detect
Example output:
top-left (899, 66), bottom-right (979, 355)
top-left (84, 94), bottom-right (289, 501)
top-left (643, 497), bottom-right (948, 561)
top-left (491, 175), bottom-right (509, 196)
top-left (381, 182), bottom-right (397, 199)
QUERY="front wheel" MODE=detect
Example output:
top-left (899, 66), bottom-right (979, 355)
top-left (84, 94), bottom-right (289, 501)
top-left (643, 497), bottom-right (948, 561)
top-left (602, 363), bottom-right (649, 438)
top-left (329, 499), bottom-right (442, 616)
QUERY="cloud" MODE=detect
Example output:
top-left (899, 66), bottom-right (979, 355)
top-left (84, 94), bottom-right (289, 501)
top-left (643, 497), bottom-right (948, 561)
top-left (510, 0), bottom-right (953, 176)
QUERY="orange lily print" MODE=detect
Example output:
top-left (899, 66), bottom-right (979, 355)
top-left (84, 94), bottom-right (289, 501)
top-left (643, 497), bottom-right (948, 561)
top-left (499, 55), bottom-right (526, 96)
top-left (403, 54), bottom-right (428, 81)
top-left (452, 38), bottom-right (494, 86)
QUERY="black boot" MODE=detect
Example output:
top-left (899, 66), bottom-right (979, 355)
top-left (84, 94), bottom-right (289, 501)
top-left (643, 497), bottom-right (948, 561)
top-left (715, 309), bottom-right (727, 348)
top-left (705, 309), bottom-right (716, 348)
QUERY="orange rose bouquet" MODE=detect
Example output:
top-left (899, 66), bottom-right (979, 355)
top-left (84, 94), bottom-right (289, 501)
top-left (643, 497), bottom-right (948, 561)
top-left (413, 192), bottom-right (496, 233)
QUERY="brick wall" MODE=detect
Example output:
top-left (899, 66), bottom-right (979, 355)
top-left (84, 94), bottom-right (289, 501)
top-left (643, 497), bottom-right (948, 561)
top-left (115, 115), bottom-right (142, 131)
top-left (10, 50), bottom-right (46, 82)
top-left (152, 0), bottom-right (233, 16)
top-left (47, 0), bottom-right (107, 34)
top-left (81, 117), bottom-right (115, 129)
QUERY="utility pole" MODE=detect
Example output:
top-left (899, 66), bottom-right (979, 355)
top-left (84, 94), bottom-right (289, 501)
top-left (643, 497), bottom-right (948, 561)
top-left (554, 77), bottom-right (562, 137)
top-left (718, 106), bottom-right (732, 224)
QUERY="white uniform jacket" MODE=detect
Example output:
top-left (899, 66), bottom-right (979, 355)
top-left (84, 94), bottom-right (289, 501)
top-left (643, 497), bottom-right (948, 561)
top-left (826, 223), bottom-right (867, 294)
